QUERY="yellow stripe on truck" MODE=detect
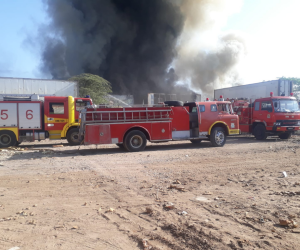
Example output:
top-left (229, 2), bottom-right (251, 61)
top-left (229, 129), bottom-right (240, 135)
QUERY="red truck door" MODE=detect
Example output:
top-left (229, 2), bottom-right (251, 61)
top-left (44, 97), bottom-right (69, 139)
top-left (254, 101), bottom-right (273, 128)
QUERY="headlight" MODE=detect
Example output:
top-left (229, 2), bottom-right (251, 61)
top-left (274, 122), bottom-right (281, 126)
top-left (297, 121), bottom-right (300, 125)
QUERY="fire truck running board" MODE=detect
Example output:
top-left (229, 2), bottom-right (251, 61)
top-left (172, 136), bottom-right (208, 141)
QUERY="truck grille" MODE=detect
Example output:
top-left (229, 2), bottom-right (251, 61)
top-left (276, 120), bottom-right (300, 126)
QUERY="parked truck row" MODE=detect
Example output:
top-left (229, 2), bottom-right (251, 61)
top-left (0, 78), bottom-right (299, 150)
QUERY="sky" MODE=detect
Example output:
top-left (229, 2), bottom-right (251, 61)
top-left (0, 0), bottom-right (299, 85)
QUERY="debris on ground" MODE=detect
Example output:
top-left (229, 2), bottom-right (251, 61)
top-left (142, 239), bottom-right (152, 250)
top-left (164, 202), bottom-right (175, 210)
top-left (107, 208), bottom-right (115, 213)
top-left (178, 211), bottom-right (188, 216)
top-left (169, 184), bottom-right (185, 191)
top-left (145, 207), bottom-right (154, 214)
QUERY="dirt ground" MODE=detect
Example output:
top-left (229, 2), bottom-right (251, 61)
top-left (0, 135), bottom-right (300, 250)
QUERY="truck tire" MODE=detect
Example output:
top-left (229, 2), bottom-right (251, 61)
top-left (278, 132), bottom-right (292, 139)
top-left (0, 130), bottom-right (17, 148)
top-left (124, 130), bottom-right (147, 152)
top-left (210, 127), bottom-right (226, 147)
top-left (67, 128), bottom-right (83, 145)
top-left (164, 101), bottom-right (183, 107)
top-left (190, 139), bottom-right (202, 144)
top-left (253, 124), bottom-right (267, 140)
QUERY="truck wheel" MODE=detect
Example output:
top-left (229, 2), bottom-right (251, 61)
top-left (67, 128), bottom-right (83, 145)
top-left (210, 127), bottom-right (226, 147)
top-left (0, 130), bottom-right (17, 148)
top-left (190, 139), bottom-right (202, 144)
top-left (278, 132), bottom-right (292, 139)
top-left (124, 130), bottom-right (147, 152)
top-left (253, 124), bottom-right (267, 140)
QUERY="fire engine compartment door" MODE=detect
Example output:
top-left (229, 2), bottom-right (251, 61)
top-left (85, 124), bottom-right (111, 145)
top-left (18, 103), bottom-right (41, 129)
top-left (0, 103), bottom-right (17, 127)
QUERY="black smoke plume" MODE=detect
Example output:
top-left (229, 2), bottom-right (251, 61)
top-left (41, 0), bottom-right (184, 102)
top-left (39, 0), bottom-right (246, 102)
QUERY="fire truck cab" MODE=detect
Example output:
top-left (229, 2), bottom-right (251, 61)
top-left (0, 95), bottom-right (92, 147)
top-left (234, 93), bottom-right (300, 139)
top-left (79, 100), bottom-right (240, 151)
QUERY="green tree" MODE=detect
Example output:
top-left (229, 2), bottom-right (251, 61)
top-left (69, 73), bottom-right (112, 104)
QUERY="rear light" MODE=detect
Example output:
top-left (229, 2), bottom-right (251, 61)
top-left (291, 92), bottom-right (294, 96)
top-left (270, 92), bottom-right (274, 97)
top-left (220, 95), bottom-right (223, 98)
top-left (206, 98), bottom-right (209, 101)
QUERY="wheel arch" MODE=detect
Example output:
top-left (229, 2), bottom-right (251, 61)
top-left (0, 128), bottom-right (19, 141)
top-left (62, 124), bottom-right (80, 138)
top-left (208, 122), bottom-right (229, 136)
top-left (123, 126), bottom-right (150, 142)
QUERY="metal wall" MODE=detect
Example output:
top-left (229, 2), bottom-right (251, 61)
top-left (0, 77), bottom-right (78, 97)
top-left (214, 80), bottom-right (293, 101)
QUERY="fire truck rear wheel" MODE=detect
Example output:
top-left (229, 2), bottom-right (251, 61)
top-left (0, 130), bottom-right (17, 148)
top-left (124, 130), bottom-right (147, 152)
top-left (210, 127), bottom-right (226, 147)
top-left (253, 124), bottom-right (267, 140)
top-left (190, 139), bottom-right (202, 144)
top-left (278, 132), bottom-right (292, 139)
top-left (67, 128), bottom-right (83, 145)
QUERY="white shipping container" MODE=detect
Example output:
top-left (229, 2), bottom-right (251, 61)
top-left (214, 80), bottom-right (293, 101)
top-left (0, 77), bottom-right (79, 97)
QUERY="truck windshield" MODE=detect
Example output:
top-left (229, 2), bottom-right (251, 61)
top-left (217, 103), bottom-right (233, 114)
top-left (272, 99), bottom-right (300, 112)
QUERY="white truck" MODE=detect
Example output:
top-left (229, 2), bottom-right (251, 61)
top-left (214, 80), bottom-right (293, 101)
top-left (0, 77), bottom-right (79, 97)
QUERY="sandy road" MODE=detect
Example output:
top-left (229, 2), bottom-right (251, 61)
top-left (0, 136), bottom-right (300, 250)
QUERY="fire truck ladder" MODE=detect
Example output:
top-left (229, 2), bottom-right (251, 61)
top-left (79, 107), bottom-right (173, 134)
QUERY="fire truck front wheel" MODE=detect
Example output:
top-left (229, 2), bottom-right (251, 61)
top-left (210, 127), bottom-right (226, 147)
top-left (124, 130), bottom-right (147, 152)
top-left (0, 130), bottom-right (17, 148)
top-left (253, 124), bottom-right (267, 140)
top-left (67, 128), bottom-right (83, 145)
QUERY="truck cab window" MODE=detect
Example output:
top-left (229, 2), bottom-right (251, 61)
top-left (211, 104), bottom-right (217, 112)
top-left (261, 101), bottom-right (272, 112)
top-left (49, 103), bottom-right (64, 114)
top-left (76, 101), bottom-right (91, 112)
top-left (254, 102), bottom-right (260, 111)
top-left (199, 105), bottom-right (205, 112)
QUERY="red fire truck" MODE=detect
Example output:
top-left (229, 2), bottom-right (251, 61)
top-left (232, 92), bottom-right (300, 139)
top-left (0, 94), bottom-right (92, 147)
top-left (78, 100), bottom-right (240, 151)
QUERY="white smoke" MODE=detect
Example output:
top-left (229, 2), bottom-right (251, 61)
top-left (173, 0), bottom-right (246, 97)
